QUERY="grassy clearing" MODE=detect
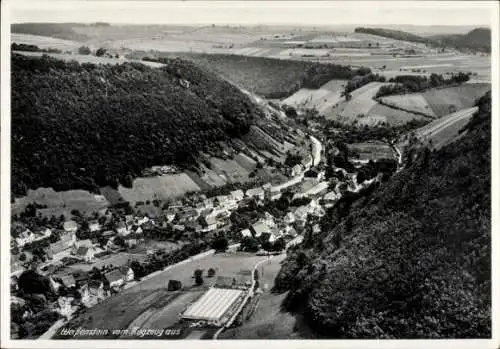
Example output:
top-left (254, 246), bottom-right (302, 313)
top-left (422, 83), bottom-right (491, 117)
top-left (282, 79), bottom-right (347, 113)
top-left (11, 187), bottom-right (109, 218)
top-left (209, 158), bottom-right (251, 184)
top-left (118, 173), bottom-right (201, 205)
top-left (379, 94), bottom-right (436, 117)
top-left (326, 82), bottom-right (387, 122)
top-left (70, 252), bottom-right (149, 272)
top-left (11, 33), bottom-right (81, 51)
top-left (368, 103), bottom-right (429, 126)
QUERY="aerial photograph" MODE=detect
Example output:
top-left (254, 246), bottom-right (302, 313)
top-left (3, 0), bottom-right (496, 344)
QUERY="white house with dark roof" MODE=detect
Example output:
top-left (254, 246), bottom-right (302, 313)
top-left (240, 229), bottom-right (252, 239)
top-left (88, 221), bottom-right (101, 232)
top-left (105, 270), bottom-right (125, 288)
top-left (63, 221), bottom-right (78, 233)
top-left (59, 274), bottom-right (76, 288)
top-left (230, 190), bottom-right (244, 202)
top-left (75, 246), bottom-right (95, 262)
top-left (49, 240), bottom-right (72, 260)
top-left (15, 229), bottom-right (36, 247)
top-left (246, 187), bottom-right (265, 200)
top-left (250, 221), bottom-right (273, 238)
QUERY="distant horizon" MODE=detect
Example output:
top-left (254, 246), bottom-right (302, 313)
top-left (9, 22), bottom-right (491, 28)
top-left (7, 1), bottom-right (494, 27)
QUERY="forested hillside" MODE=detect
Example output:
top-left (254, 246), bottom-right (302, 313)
top-left (11, 23), bottom-right (89, 42)
top-left (430, 28), bottom-right (491, 53)
top-left (11, 54), bottom-right (263, 196)
top-left (354, 27), bottom-right (438, 45)
top-left (150, 54), bottom-right (362, 99)
top-left (275, 92), bottom-right (491, 338)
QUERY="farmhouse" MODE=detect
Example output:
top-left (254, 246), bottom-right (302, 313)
top-left (49, 240), bottom-right (71, 260)
top-left (63, 221), bottom-right (78, 234)
top-left (214, 195), bottom-right (231, 207)
top-left (119, 266), bottom-right (134, 282)
top-left (75, 246), bottom-right (95, 262)
top-left (230, 190), bottom-right (244, 202)
top-left (15, 229), bottom-right (36, 247)
top-left (88, 280), bottom-right (106, 299)
top-left (181, 287), bottom-right (247, 326)
top-left (59, 274), bottom-right (76, 288)
top-left (246, 187), bottom-right (265, 200)
top-left (203, 215), bottom-right (218, 232)
top-left (250, 222), bottom-right (273, 238)
top-left (59, 231), bottom-right (76, 247)
top-left (116, 222), bottom-right (128, 235)
top-left (105, 270), bottom-right (124, 288)
top-left (301, 155), bottom-right (313, 169)
top-left (240, 229), bottom-right (252, 239)
top-left (291, 164), bottom-right (303, 176)
top-left (88, 221), bottom-right (101, 232)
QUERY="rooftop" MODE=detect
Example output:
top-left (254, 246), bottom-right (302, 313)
top-left (182, 288), bottom-right (245, 323)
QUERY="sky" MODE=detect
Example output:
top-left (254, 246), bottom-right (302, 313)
top-left (7, 1), bottom-right (495, 27)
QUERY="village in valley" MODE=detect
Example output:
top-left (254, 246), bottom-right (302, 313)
top-left (10, 124), bottom-right (361, 338)
top-left (7, 6), bottom-right (493, 340)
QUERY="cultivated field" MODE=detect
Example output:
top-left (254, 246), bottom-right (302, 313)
top-left (421, 83), bottom-right (491, 117)
top-left (11, 187), bottom-right (109, 218)
top-left (413, 107), bottom-right (478, 149)
top-left (282, 79), bottom-right (347, 112)
top-left (325, 82), bottom-right (387, 122)
top-left (118, 173), bottom-right (201, 205)
top-left (347, 142), bottom-right (395, 161)
top-left (363, 104), bottom-right (429, 126)
top-left (379, 94), bottom-right (437, 117)
top-left (11, 33), bottom-right (81, 51)
top-left (209, 158), bottom-right (252, 184)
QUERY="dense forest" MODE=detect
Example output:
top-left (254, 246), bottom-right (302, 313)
top-left (355, 27), bottom-right (491, 53)
top-left (375, 73), bottom-right (470, 98)
top-left (354, 27), bottom-right (438, 45)
top-left (11, 43), bottom-right (62, 54)
top-left (429, 28), bottom-right (491, 53)
top-left (11, 23), bottom-right (89, 42)
top-left (274, 91), bottom-right (491, 338)
top-left (11, 53), bottom-right (263, 196)
top-left (145, 54), bottom-right (363, 99)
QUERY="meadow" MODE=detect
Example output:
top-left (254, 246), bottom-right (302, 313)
top-left (117, 174), bottom-right (201, 205)
top-left (11, 187), bottom-right (109, 218)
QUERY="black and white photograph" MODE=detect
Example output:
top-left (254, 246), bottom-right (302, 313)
top-left (1, 0), bottom-right (498, 347)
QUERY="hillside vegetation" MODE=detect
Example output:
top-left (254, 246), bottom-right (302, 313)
top-left (154, 54), bottom-right (363, 99)
top-left (11, 23), bottom-right (89, 42)
top-left (11, 53), bottom-right (263, 196)
top-left (274, 92), bottom-right (491, 338)
top-left (430, 28), bottom-right (491, 53)
top-left (354, 27), bottom-right (437, 45)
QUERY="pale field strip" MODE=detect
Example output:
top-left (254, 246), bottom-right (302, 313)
top-left (11, 33), bottom-right (81, 50)
top-left (379, 94), bottom-right (437, 117)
